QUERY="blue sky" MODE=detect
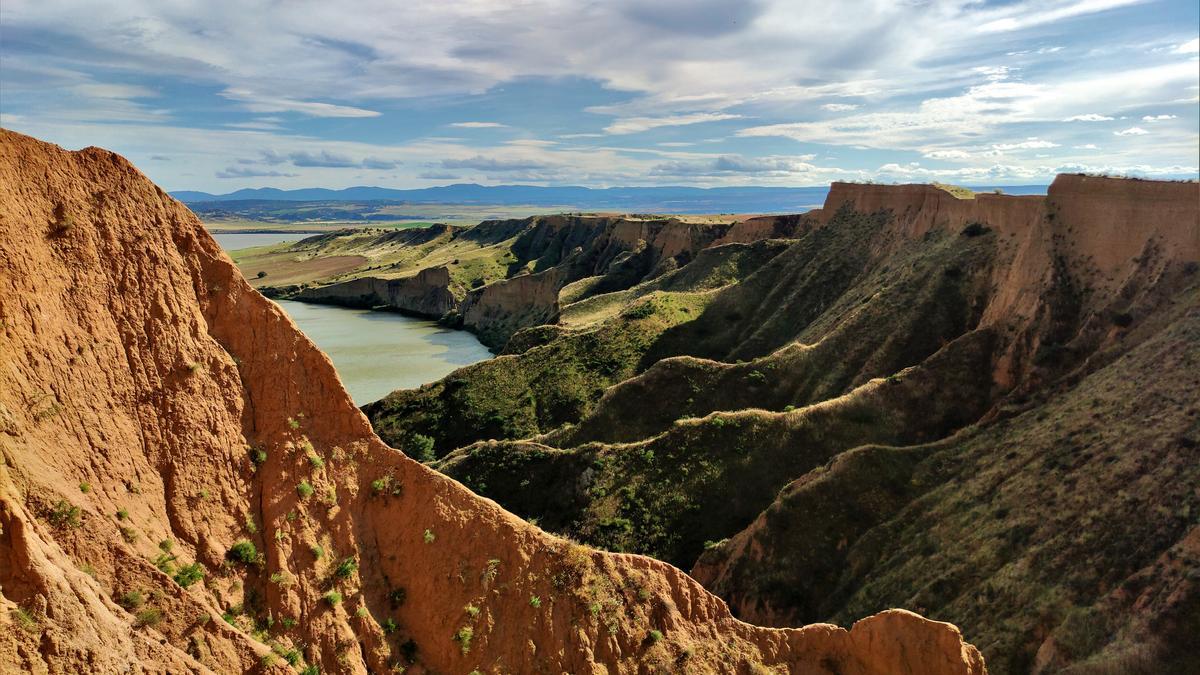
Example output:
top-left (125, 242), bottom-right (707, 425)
top-left (2, 0), bottom-right (1197, 191)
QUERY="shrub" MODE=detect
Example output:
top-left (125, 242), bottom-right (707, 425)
top-left (47, 500), bottom-right (82, 528)
top-left (311, 545), bottom-right (324, 559)
top-left (174, 562), bottom-right (205, 588)
top-left (961, 222), bottom-right (991, 237)
top-left (299, 666), bottom-right (317, 675)
top-left (323, 590), bottom-right (342, 606)
top-left (120, 526), bottom-right (138, 543)
top-left (135, 607), bottom-right (162, 627)
top-left (116, 507), bottom-right (129, 520)
top-left (158, 539), bottom-right (173, 553)
top-left (281, 617), bottom-right (297, 629)
top-left (411, 434), bottom-right (436, 463)
top-left (647, 629), bottom-right (663, 643)
top-left (465, 603), bottom-right (480, 617)
top-left (256, 271), bottom-right (268, 279)
top-left (423, 529), bottom-right (435, 544)
top-left (400, 639), bottom-right (418, 662)
top-left (382, 618), bottom-right (398, 634)
top-left (453, 626), bottom-right (474, 654)
top-left (296, 481), bottom-right (314, 499)
top-left (308, 453), bottom-right (324, 470)
top-left (119, 590), bottom-right (144, 609)
top-left (226, 540), bottom-right (259, 566)
top-left (153, 553), bottom-right (175, 574)
top-left (529, 595), bottom-right (541, 608)
top-left (249, 447), bottom-right (267, 466)
top-left (333, 556), bottom-right (357, 579)
top-left (79, 482), bottom-right (91, 493)
top-left (287, 417), bottom-right (301, 430)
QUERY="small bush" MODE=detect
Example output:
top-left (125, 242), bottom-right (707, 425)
top-left (249, 447), bottom-right (267, 466)
top-left (647, 628), bottom-right (663, 643)
top-left (961, 222), bottom-right (991, 237)
top-left (116, 507), bottom-right (129, 521)
top-left (281, 617), bottom-right (297, 629)
top-left (423, 529), bottom-right (435, 544)
top-left (296, 481), bottom-right (314, 499)
top-left (382, 617), bottom-right (398, 634)
top-left (323, 590), bottom-right (342, 606)
top-left (411, 434), bottom-right (436, 463)
top-left (311, 545), bottom-right (324, 559)
top-left (333, 556), bottom-right (357, 579)
top-left (529, 595), bottom-right (541, 608)
top-left (153, 553), bottom-right (175, 574)
top-left (287, 417), bottom-right (301, 430)
top-left (308, 453), bottom-right (324, 470)
top-left (256, 271), bottom-right (268, 279)
top-left (135, 607), bottom-right (162, 627)
top-left (400, 639), bottom-right (418, 662)
top-left (454, 626), bottom-right (474, 654)
top-left (174, 562), bottom-right (204, 588)
top-left (465, 603), bottom-right (480, 617)
top-left (226, 540), bottom-right (259, 566)
top-left (120, 526), bottom-right (138, 543)
top-left (119, 590), bottom-right (144, 609)
top-left (79, 482), bottom-right (91, 493)
top-left (47, 500), bottom-right (82, 528)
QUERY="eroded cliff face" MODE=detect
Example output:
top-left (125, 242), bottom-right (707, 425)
top-left (0, 132), bottom-right (987, 672)
top-left (293, 266), bottom-right (459, 317)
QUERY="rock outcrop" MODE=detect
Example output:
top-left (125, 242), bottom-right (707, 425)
top-left (293, 266), bottom-right (459, 318)
top-left (0, 132), bottom-right (988, 671)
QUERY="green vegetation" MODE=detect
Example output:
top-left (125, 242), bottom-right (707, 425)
top-left (79, 482), bottom-right (91, 493)
top-left (47, 500), bottom-right (82, 528)
top-left (333, 556), bottom-right (357, 579)
top-left (423, 529), bottom-right (435, 544)
top-left (296, 480), bottom-right (314, 498)
top-left (453, 626), bottom-right (474, 655)
top-left (226, 540), bottom-right (259, 566)
top-left (528, 595), bottom-right (541, 608)
top-left (323, 590), bottom-right (342, 606)
top-left (173, 562), bottom-right (205, 588)
top-left (11, 607), bottom-right (37, 633)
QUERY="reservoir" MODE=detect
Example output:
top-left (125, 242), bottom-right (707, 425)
top-left (212, 231), bottom-right (492, 405)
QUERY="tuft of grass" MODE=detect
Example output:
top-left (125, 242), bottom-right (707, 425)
top-left (308, 452), bottom-right (325, 470)
top-left (382, 617), bottom-right (398, 634)
top-left (296, 481), bottom-right (314, 499)
top-left (333, 556), bottom-right (357, 579)
top-left (423, 529), bottom-right (435, 544)
top-left (323, 590), bottom-right (342, 606)
top-left (529, 595), bottom-right (541, 608)
top-left (119, 590), bottom-right (144, 609)
top-left (465, 603), bottom-right (480, 617)
top-left (79, 482), bottom-right (91, 493)
top-left (11, 607), bottom-right (38, 633)
top-left (287, 417), bottom-right (301, 430)
top-left (135, 607), bottom-right (162, 627)
top-left (453, 626), bottom-right (474, 655)
top-left (116, 507), bottom-right (129, 521)
top-left (310, 544), bottom-right (324, 560)
top-left (647, 628), bottom-right (663, 644)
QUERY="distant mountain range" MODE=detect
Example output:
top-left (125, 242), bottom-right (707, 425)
top-left (172, 183), bottom-right (1048, 214)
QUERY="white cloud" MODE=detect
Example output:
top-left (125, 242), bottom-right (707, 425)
top-left (1175, 38), bottom-right (1200, 54)
top-left (449, 122), bottom-right (508, 128)
top-left (1141, 114), bottom-right (1176, 121)
top-left (976, 0), bottom-right (1147, 34)
top-left (992, 138), bottom-right (1060, 151)
top-left (219, 88), bottom-right (380, 118)
top-left (821, 103), bottom-right (859, 112)
top-left (1114, 126), bottom-right (1148, 135)
top-left (1063, 113), bottom-right (1114, 121)
top-left (1074, 143), bottom-right (1100, 149)
top-left (923, 149), bottom-right (974, 160)
top-left (603, 112), bottom-right (743, 135)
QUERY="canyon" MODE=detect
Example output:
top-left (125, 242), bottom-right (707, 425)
top-left (0, 132), bottom-right (991, 672)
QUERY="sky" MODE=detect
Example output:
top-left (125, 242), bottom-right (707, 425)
top-left (1, 0), bottom-right (1197, 192)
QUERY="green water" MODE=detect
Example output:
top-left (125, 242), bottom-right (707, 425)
top-left (272, 300), bottom-right (492, 406)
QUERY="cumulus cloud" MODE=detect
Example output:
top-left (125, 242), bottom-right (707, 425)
top-left (1141, 114), bottom-right (1176, 121)
top-left (1175, 38), bottom-right (1200, 54)
top-left (820, 103), bottom-right (860, 112)
top-left (1063, 113), bottom-right (1114, 121)
top-left (449, 122), bottom-right (508, 128)
top-left (923, 149), bottom-right (974, 160)
top-left (288, 150), bottom-right (359, 167)
top-left (991, 138), bottom-right (1060, 151)
top-left (650, 154), bottom-right (821, 176)
top-left (1114, 126), bottom-right (1148, 135)
top-left (361, 157), bottom-right (401, 169)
